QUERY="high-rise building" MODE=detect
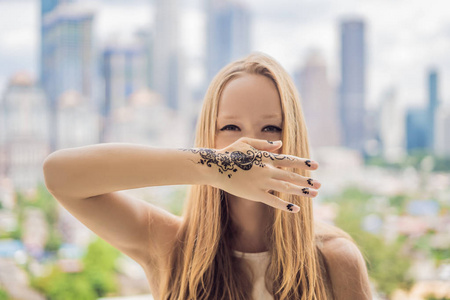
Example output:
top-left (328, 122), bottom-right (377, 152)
top-left (293, 50), bottom-right (341, 149)
top-left (40, 2), bottom-right (95, 151)
top-left (0, 73), bottom-right (50, 191)
top-left (40, 0), bottom-right (77, 77)
top-left (107, 88), bottom-right (188, 147)
top-left (135, 28), bottom-right (155, 92)
top-left (101, 39), bottom-right (150, 142)
top-left (406, 108), bottom-right (428, 153)
top-left (427, 69), bottom-right (439, 151)
top-left (435, 105), bottom-right (450, 157)
top-left (339, 18), bottom-right (366, 153)
top-left (40, 0), bottom-right (60, 81)
top-left (406, 69), bottom-right (441, 155)
top-left (378, 88), bottom-right (406, 163)
top-left (152, 0), bottom-right (186, 112)
top-left (206, 0), bottom-right (251, 83)
top-left (57, 90), bottom-right (99, 149)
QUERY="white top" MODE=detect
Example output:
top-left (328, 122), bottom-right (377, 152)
top-left (232, 250), bottom-right (274, 300)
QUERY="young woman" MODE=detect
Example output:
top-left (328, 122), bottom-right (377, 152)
top-left (43, 52), bottom-right (372, 300)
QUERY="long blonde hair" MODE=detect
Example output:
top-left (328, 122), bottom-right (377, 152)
top-left (157, 52), bottom-right (356, 300)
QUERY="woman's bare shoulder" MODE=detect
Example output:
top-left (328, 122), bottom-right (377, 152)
top-left (320, 237), bottom-right (373, 300)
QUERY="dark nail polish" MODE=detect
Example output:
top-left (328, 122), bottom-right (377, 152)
top-left (302, 188), bottom-right (310, 195)
top-left (305, 160), bottom-right (311, 167)
top-left (287, 203), bottom-right (294, 211)
top-left (267, 140), bottom-right (274, 144)
top-left (307, 178), bottom-right (314, 186)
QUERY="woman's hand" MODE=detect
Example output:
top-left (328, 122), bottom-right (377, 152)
top-left (203, 137), bottom-right (321, 213)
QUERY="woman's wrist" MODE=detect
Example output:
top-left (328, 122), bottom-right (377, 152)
top-left (178, 147), bottom-right (221, 187)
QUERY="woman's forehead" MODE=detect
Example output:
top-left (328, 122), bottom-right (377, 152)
top-left (218, 74), bottom-right (282, 117)
top-left (218, 114), bottom-right (282, 123)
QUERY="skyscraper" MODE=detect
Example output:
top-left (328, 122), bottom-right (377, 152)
top-left (339, 18), bottom-right (366, 153)
top-left (378, 88), bottom-right (406, 163)
top-left (435, 105), bottom-right (450, 157)
top-left (206, 0), bottom-right (251, 83)
top-left (293, 50), bottom-right (341, 149)
top-left (427, 69), bottom-right (439, 151)
top-left (406, 108), bottom-right (428, 153)
top-left (56, 90), bottom-right (98, 150)
top-left (0, 73), bottom-right (50, 191)
top-left (101, 39), bottom-right (150, 142)
top-left (406, 69), bottom-right (441, 155)
top-left (40, 0), bottom-right (58, 82)
top-left (152, 0), bottom-right (185, 111)
top-left (40, 2), bottom-right (95, 151)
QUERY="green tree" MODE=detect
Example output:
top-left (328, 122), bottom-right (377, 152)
top-left (433, 155), bottom-right (450, 171)
top-left (45, 227), bottom-right (63, 252)
top-left (30, 237), bottom-right (121, 299)
top-left (325, 186), bottom-right (414, 297)
top-left (425, 295), bottom-right (450, 300)
top-left (81, 238), bottom-right (121, 296)
top-left (28, 183), bottom-right (59, 226)
top-left (46, 272), bottom-right (97, 300)
top-left (0, 288), bottom-right (10, 300)
top-left (389, 194), bottom-right (409, 214)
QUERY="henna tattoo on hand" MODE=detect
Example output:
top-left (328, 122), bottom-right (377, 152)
top-left (287, 203), bottom-right (294, 211)
top-left (307, 178), bottom-right (314, 187)
top-left (179, 147), bottom-right (294, 179)
top-left (305, 160), bottom-right (311, 167)
top-left (302, 188), bottom-right (310, 195)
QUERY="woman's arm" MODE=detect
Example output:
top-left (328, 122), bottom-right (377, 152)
top-left (42, 143), bottom-right (216, 267)
top-left (43, 143), bottom-right (214, 200)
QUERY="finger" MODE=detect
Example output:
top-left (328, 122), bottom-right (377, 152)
top-left (264, 153), bottom-right (319, 170)
top-left (240, 137), bottom-right (282, 152)
top-left (270, 167), bottom-right (322, 189)
top-left (257, 190), bottom-right (301, 213)
top-left (265, 178), bottom-right (318, 198)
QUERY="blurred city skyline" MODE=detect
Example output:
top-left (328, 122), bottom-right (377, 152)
top-left (0, 1), bottom-right (449, 298)
top-left (1, 0), bottom-right (450, 111)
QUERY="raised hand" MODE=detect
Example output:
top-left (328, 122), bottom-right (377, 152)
top-left (182, 137), bottom-right (321, 213)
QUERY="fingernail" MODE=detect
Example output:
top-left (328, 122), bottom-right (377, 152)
top-left (305, 159), bottom-right (317, 168)
top-left (267, 140), bottom-right (274, 144)
top-left (286, 203), bottom-right (300, 213)
top-left (305, 160), bottom-right (318, 168)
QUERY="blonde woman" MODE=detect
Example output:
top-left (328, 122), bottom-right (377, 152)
top-left (43, 52), bottom-right (372, 300)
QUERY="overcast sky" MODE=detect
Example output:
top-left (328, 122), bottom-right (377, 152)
top-left (1, 0), bottom-right (449, 110)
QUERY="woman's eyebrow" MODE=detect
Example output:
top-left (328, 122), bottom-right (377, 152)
top-left (220, 114), bottom-right (282, 119)
top-left (261, 114), bottom-right (282, 119)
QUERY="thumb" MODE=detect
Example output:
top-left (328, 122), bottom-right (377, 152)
top-left (241, 137), bottom-right (282, 151)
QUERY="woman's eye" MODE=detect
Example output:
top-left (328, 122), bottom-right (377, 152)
top-left (263, 126), bottom-right (282, 132)
top-left (220, 125), bottom-right (282, 132)
top-left (220, 125), bottom-right (239, 131)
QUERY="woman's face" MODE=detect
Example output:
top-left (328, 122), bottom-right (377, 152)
top-left (215, 73), bottom-right (283, 153)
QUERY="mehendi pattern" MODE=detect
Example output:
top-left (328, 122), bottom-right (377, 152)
top-left (179, 147), bottom-right (294, 179)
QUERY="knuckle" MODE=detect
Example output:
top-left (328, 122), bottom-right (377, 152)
top-left (233, 138), bottom-right (243, 146)
top-left (288, 171), bottom-right (296, 181)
